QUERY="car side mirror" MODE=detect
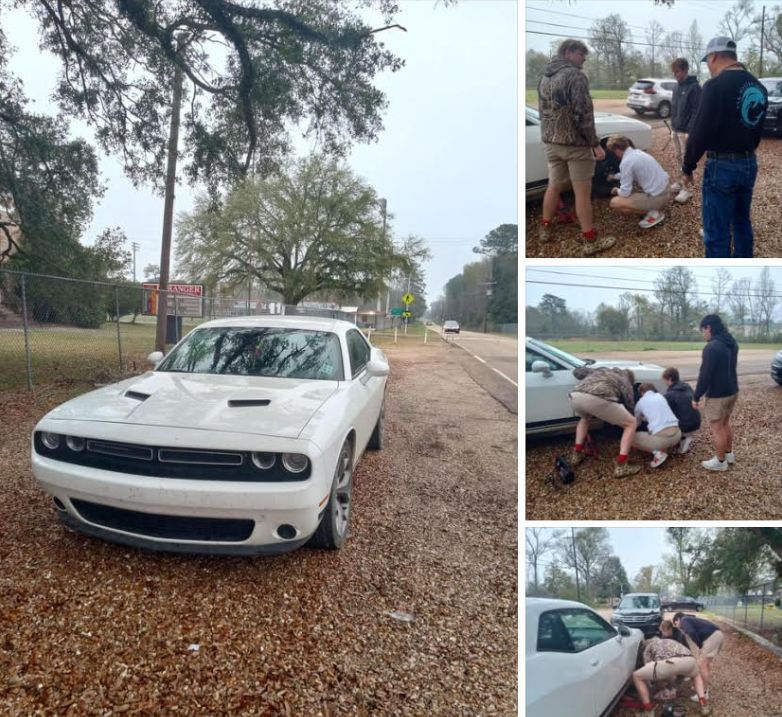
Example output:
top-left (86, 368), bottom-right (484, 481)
top-left (618, 624), bottom-right (632, 637)
top-left (531, 360), bottom-right (552, 378)
top-left (147, 351), bottom-right (164, 366)
top-left (365, 348), bottom-right (390, 379)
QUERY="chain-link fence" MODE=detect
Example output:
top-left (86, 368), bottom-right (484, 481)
top-left (0, 270), bottom-right (439, 391)
top-left (703, 583), bottom-right (782, 646)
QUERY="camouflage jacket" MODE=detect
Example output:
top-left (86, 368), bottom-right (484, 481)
top-left (643, 637), bottom-right (693, 665)
top-left (572, 366), bottom-right (635, 412)
top-left (538, 58), bottom-right (599, 147)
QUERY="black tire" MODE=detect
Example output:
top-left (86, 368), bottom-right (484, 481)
top-left (657, 101), bottom-right (671, 119)
top-left (633, 108), bottom-right (645, 115)
top-left (773, 376), bottom-right (782, 386)
top-left (367, 399), bottom-right (385, 450)
top-left (308, 440), bottom-right (353, 550)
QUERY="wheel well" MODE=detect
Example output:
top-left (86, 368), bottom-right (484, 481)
top-left (345, 429), bottom-right (357, 463)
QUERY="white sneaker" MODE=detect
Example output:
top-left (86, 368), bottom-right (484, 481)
top-left (679, 436), bottom-right (693, 454)
top-left (650, 450), bottom-right (668, 468)
top-left (691, 691), bottom-right (709, 702)
top-left (670, 181), bottom-right (682, 192)
top-left (725, 451), bottom-right (736, 464)
top-left (674, 188), bottom-right (693, 203)
top-left (639, 209), bottom-right (665, 229)
top-left (699, 227), bottom-right (704, 237)
top-left (702, 456), bottom-right (728, 472)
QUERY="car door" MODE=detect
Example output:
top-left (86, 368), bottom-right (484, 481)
top-left (525, 346), bottom-right (577, 429)
top-left (345, 329), bottom-right (383, 453)
top-left (525, 107), bottom-right (547, 193)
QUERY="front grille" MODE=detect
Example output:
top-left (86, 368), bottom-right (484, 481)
top-left (34, 433), bottom-right (310, 482)
top-left (72, 499), bottom-right (254, 542)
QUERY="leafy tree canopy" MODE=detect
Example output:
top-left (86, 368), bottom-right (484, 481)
top-left (175, 154), bottom-right (409, 305)
top-left (8, 0), bottom-right (407, 192)
top-left (473, 223), bottom-right (517, 256)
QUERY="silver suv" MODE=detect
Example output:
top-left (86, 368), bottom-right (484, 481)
top-left (611, 592), bottom-right (663, 637)
top-left (626, 78), bottom-right (677, 118)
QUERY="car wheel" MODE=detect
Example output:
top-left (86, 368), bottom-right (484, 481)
top-left (367, 399), bottom-right (385, 450)
top-left (657, 101), bottom-right (671, 118)
top-left (773, 376), bottom-right (782, 386)
top-left (635, 641), bottom-right (645, 669)
top-left (309, 439), bottom-right (353, 550)
top-left (633, 108), bottom-right (645, 115)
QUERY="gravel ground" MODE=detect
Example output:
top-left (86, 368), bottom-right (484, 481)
top-left (0, 342), bottom-right (518, 716)
top-left (525, 128), bottom-right (782, 258)
top-left (609, 615), bottom-right (782, 717)
top-left (525, 375), bottom-right (782, 520)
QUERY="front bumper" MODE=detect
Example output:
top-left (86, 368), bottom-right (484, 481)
top-left (32, 453), bottom-right (331, 555)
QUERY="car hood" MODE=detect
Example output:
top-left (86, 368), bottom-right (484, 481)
top-left (43, 371), bottom-right (339, 439)
top-left (589, 359), bottom-right (664, 373)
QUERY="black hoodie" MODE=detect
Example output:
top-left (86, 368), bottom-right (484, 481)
top-left (671, 75), bottom-right (702, 133)
top-left (694, 333), bottom-right (739, 401)
top-left (665, 381), bottom-right (702, 433)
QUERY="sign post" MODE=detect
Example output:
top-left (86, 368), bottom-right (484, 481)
top-left (401, 292), bottom-right (414, 335)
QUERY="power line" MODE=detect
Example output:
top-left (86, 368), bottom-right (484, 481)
top-left (525, 267), bottom-right (756, 288)
top-left (525, 28), bottom-right (707, 54)
top-left (526, 4), bottom-right (650, 32)
top-left (527, 279), bottom-right (782, 301)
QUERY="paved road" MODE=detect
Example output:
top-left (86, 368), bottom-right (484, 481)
top-left (594, 98), bottom-right (670, 130)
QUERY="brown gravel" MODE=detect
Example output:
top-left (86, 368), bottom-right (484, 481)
top-left (525, 375), bottom-right (782, 520)
top-left (525, 128), bottom-right (782, 258)
top-left (0, 342), bottom-right (518, 716)
top-left (609, 616), bottom-right (782, 717)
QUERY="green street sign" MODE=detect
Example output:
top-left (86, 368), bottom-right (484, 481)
top-left (390, 307), bottom-right (404, 316)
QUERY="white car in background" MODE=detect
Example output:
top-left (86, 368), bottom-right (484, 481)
top-left (525, 105), bottom-right (652, 199)
top-left (525, 337), bottom-right (667, 436)
top-left (526, 598), bottom-right (644, 717)
top-left (31, 316), bottom-right (389, 555)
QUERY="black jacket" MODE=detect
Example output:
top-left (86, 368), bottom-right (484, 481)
top-left (683, 67), bottom-right (767, 175)
top-left (679, 616), bottom-right (720, 648)
top-left (694, 333), bottom-right (739, 401)
top-left (665, 381), bottom-right (702, 433)
top-left (671, 75), bottom-right (702, 133)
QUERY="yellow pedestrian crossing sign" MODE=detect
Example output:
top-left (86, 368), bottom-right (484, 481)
top-left (402, 310), bottom-right (412, 318)
top-left (402, 292), bottom-right (414, 305)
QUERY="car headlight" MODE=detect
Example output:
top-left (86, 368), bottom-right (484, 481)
top-left (66, 436), bottom-right (86, 452)
top-left (281, 453), bottom-right (309, 474)
top-left (41, 432), bottom-right (61, 450)
top-left (251, 452), bottom-right (276, 470)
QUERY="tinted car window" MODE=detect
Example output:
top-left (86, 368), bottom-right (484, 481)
top-left (537, 611), bottom-right (575, 652)
top-left (158, 327), bottom-right (344, 380)
top-left (346, 329), bottom-right (371, 377)
top-left (538, 609), bottom-right (616, 653)
top-left (618, 595), bottom-right (660, 609)
top-left (631, 81), bottom-right (654, 90)
top-left (526, 350), bottom-right (563, 372)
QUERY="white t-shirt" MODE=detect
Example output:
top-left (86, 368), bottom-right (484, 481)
top-left (617, 147), bottom-right (669, 198)
top-left (635, 391), bottom-right (679, 434)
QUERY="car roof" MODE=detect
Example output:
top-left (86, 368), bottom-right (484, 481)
top-left (526, 597), bottom-right (593, 614)
top-left (193, 315), bottom-right (356, 334)
top-left (621, 592), bottom-right (659, 597)
top-left (634, 77), bottom-right (674, 83)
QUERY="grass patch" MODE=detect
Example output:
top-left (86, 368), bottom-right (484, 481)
top-left (547, 339), bottom-right (781, 353)
top-left (705, 605), bottom-right (782, 628)
top-left (524, 88), bottom-right (627, 104)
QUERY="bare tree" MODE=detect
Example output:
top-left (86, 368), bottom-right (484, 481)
top-left (590, 15), bottom-right (633, 88)
top-left (687, 20), bottom-right (704, 79)
top-left (662, 31), bottom-right (687, 67)
top-left (646, 20), bottom-right (667, 76)
top-left (728, 277), bottom-right (752, 337)
top-left (711, 268), bottom-right (733, 314)
top-left (755, 267), bottom-right (777, 339)
top-left (720, 0), bottom-right (757, 41)
top-left (526, 528), bottom-right (563, 592)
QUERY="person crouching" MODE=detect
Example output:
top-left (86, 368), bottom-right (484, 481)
top-left (606, 134), bottom-right (671, 229)
top-left (632, 382), bottom-right (682, 468)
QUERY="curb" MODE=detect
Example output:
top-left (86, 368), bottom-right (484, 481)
top-left (707, 613), bottom-right (782, 659)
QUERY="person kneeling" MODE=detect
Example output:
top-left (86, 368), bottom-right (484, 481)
top-left (606, 134), bottom-right (671, 229)
top-left (632, 382), bottom-right (681, 468)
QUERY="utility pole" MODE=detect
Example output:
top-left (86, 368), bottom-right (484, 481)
top-left (378, 198), bottom-right (388, 315)
top-left (571, 527), bottom-right (581, 602)
top-left (154, 35), bottom-right (186, 353)
top-left (131, 241), bottom-right (140, 282)
top-left (760, 5), bottom-right (766, 78)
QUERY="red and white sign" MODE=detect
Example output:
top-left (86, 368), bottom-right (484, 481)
top-left (143, 283), bottom-right (204, 317)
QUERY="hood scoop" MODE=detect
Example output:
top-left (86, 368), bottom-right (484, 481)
top-left (125, 390), bottom-right (151, 402)
top-left (227, 399), bottom-right (271, 408)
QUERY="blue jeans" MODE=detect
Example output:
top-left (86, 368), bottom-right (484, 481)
top-left (701, 155), bottom-right (758, 258)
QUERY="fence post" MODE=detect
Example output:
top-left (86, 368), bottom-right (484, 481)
top-left (759, 584), bottom-right (766, 632)
top-left (20, 274), bottom-right (33, 390)
top-left (115, 286), bottom-right (124, 373)
top-left (394, 326), bottom-right (397, 343)
top-left (744, 593), bottom-right (749, 626)
top-left (424, 326), bottom-right (428, 344)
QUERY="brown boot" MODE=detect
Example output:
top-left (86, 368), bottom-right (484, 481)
top-left (614, 462), bottom-right (641, 478)
top-left (570, 450), bottom-right (586, 467)
top-left (539, 219), bottom-right (554, 243)
top-left (583, 234), bottom-right (617, 256)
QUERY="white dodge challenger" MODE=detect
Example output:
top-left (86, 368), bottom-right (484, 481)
top-left (31, 316), bottom-right (389, 555)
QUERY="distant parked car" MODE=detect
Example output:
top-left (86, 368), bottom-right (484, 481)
top-left (661, 596), bottom-right (705, 612)
top-left (759, 77), bottom-right (782, 135)
top-left (772, 349), bottom-right (782, 385)
top-left (626, 78), bottom-right (676, 118)
top-left (525, 337), bottom-right (667, 437)
top-left (525, 105), bottom-right (652, 199)
top-left (611, 593), bottom-right (663, 637)
top-left (526, 597), bottom-right (644, 717)
top-left (443, 320), bottom-right (460, 334)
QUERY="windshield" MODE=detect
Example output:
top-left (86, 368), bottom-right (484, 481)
top-left (761, 78), bottom-right (782, 97)
top-left (527, 338), bottom-right (586, 368)
top-left (631, 80), bottom-right (654, 90)
top-left (618, 595), bottom-right (660, 610)
top-left (157, 327), bottom-right (344, 380)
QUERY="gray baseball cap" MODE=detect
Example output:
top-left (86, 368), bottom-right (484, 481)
top-left (701, 36), bottom-right (737, 62)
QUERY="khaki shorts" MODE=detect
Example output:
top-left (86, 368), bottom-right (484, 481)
top-left (633, 427), bottom-right (681, 453)
top-left (701, 630), bottom-right (724, 659)
top-left (624, 191), bottom-right (670, 211)
top-left (569, 392), bottom-right (634, 427)
top-left (544, 143), bottom-right (595, 184)
top-left (635, 656), bottom-right (699, 681)
top-left (704, 394), bottom-right (738, 422)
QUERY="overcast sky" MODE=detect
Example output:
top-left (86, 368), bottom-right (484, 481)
top-left (525, 265), bottom-right (782, 318)
top-left (525, 0), bottom-right (755, 61)
top-left (4, 1), bottom-right (518, 307)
